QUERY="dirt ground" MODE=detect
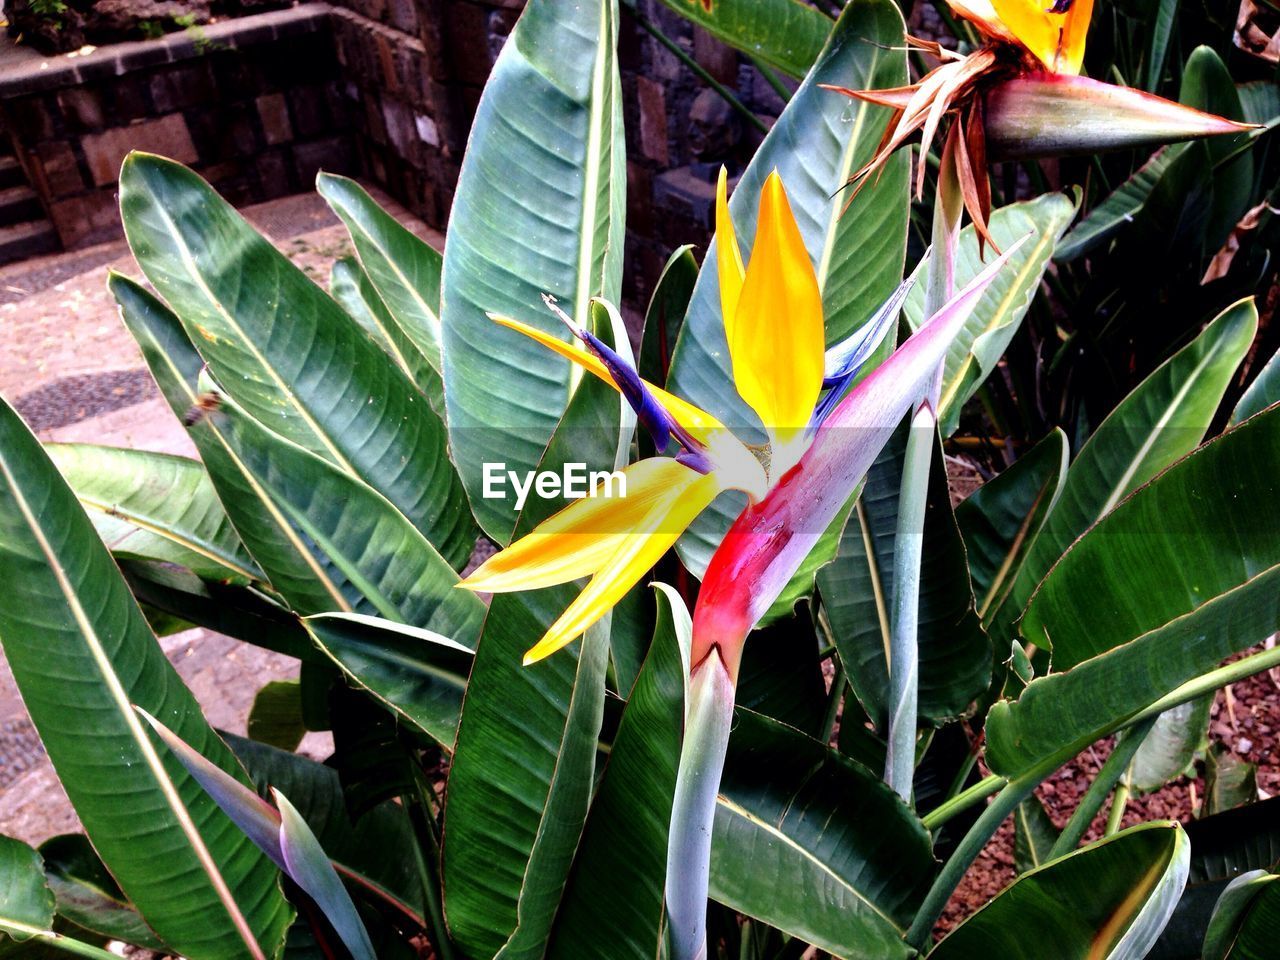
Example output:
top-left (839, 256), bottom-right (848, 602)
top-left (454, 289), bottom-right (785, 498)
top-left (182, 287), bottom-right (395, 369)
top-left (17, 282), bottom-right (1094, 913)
top-left (0, 186), bottom-right (441, 849)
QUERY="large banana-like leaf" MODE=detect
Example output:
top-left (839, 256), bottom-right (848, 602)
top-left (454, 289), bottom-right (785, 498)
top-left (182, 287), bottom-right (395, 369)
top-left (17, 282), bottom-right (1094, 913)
top-left (710, 710), bottom-right (934, 958)
top-left (0, 397), bottom-right (291, 960)
top-left (45, 443), bottom-right (259, 583)
top-left (954, 428), bottom-right (1068, 625)
top-left (111, 273), bottom-right (365, 617)
top-left (930, 823), bottom-right (1189, 959)
top-left (317, 174), bottom-right (445, 380)
top-left (1056, 147), bottom-right (1180, 262)
top-left (1129, 696), bottom-right (1211, 792)
top-left (544, 585), bottom-right (689, 960)
top-left (987, 297), bottom-right (1257, 646)
top-left (903, 192), bottom-right (1077, 437)
top-left (818, 420), bottom-right (989, 727)
top-left (329, 257), bottom-right (437, 395)
top-left (667, 0), bottom-right (909, 574)
top-left (117, 154), bottom-right (476, 569)
top-left (651, 0), bottom-right (832, 78)
top-left (986, 404), bottom-right (1280, 779)
top-left (442, 317), bottom-right (624, 959)
top-left (304, 613), bottom-right (473, 749)
top-left (440, 0), bottom-right (625, 543)
top-left (202, 388), bottom-right (485, 640)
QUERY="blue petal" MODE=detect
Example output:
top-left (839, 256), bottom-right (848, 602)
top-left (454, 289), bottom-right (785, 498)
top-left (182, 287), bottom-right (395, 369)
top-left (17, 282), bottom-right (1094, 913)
top-left (812, 276), bottom-right (916, 427)
top-left (580, 328), bottom-right (673, 452)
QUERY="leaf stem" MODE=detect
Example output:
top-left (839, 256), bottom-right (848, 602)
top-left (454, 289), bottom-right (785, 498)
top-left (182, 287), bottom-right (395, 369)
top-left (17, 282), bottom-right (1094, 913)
top-left (408, 767), bottom-right (457, 960)
top-left (921, 773), bottom-right (1005, 831)
top-left (907, 772), bottom-right (1043, 949)
top-left (821, 660), bottom-right (846, 743)
top-left (884, 403), bottom-right (935, 800)
top-left (0, 922), bottom-right (122, 960)
top-left (1048, 717), bottom-right (1155, 858)
top-left (1104, 777), bottom-right (1131, 837)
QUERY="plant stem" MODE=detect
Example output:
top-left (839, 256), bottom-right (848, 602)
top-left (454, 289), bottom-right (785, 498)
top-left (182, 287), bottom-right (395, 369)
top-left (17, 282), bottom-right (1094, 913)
top-left (821, 661), bottom-right (846, 743)
top-left (1104, 778), bottom-right (1131, 837)
top-left (921, 773), bottom-right (1005, 831)
top-left (408, 768), bottom-right (457, 960)
top-left (1048, 717), bottom-right (1155, 858)
top-left (667, 652), bottom-right (737, 960)
top-left (907, 773), bottom-right (1043, 949)
top-left (884, 402), bottom-right (935, 800)
top-left (884, 139), bottom-right (962, 802)
top-left (0, 922), bottom-right (122, 960)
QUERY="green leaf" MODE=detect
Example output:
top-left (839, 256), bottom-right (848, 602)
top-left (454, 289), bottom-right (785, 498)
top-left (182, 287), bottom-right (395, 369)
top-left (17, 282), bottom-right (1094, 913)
top-left (988, 297), bottom-right (1258, 649)
top-left (545, 584), bottom-right (689, 960)
top-left (198, 387), bottom-right (485, 644)
top-left (0, 397), bottom-right (292, 960)
top-left (1130, 697), bottom-right (1211, 793)
top-left (117, 154), bottom-right (476, 569)
top-left (0, 835), bottom-right (55, 940)
top-left (227, 735), bottom-right (424, 929)
top-left (651, 0), bottom-right (831, 78)
top-left (1202, 870), bottom-right (1280, 960)
top-left (38, 835), bottom-right (165, 950)
top-left (442, 305), bottom-right (624, 959)
top-left (986, 404), bottom-right (1280, 780)
top-left (735, 615), bottom-right (827, 736)
top-left (1014, 796), bottom-right (1060, 875)
top-left (903, 192), bottom-right (1078, 436)
top-left (709, 710), bottom-right (934, 958)
top-left (440, 0), bottom-right (625, 543)
top-left (930, 822), bottom-right (1189, 959)
top-left (667, 0), bottom-right (909, 574)
top-left (1055, 147), bottom-right (1180, 262)
top-left (247, 681), bottom-right (307, 752)
top-left (1237, 81), bottom-right (1280, 126)
top-left (45, 443), bottom-right (260, 583)
top-left (955, 428), bottom-right (1068, 625)
top-left (1205, 743), bottom-right (1258, 817)
top-left (329, 257), bottom-right (438, 395)
top-left (818, 420), bottom-right (989, 728)
top-left (303, 613), bottom-right (472, 749)
top-left (1145, 0), bottom-right (1178, 91)
top-left (109, 272), bottom-right (354, 618)
top-left (120, 560), bottom-right (319, 664)
top-left (638, 245), bottom-right (697, 390)
top-left (1232, 342), bottom-right (1279, 424)
top-left (317, 174), bottom-right (445, 381)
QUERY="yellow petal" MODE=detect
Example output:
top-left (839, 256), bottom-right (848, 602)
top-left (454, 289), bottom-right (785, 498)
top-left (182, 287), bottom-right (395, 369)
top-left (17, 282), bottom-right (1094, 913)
top-left (947, 0), bottom-right (1017, 41)
top-left (523, 469), bottom-right (722, 664)
top-left (990, 0), bottom-right (1094, 75)
top-left (460, 459), bottom-right (701, 593)
top-left (727, 171), bottom-right (824, 456)
top-left (488, 313), bottom-right (726, 447)
top-left (716, 167), bottom-right (745, 329)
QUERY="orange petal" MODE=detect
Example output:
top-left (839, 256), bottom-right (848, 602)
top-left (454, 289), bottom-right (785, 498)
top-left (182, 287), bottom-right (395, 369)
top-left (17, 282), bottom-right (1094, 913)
top-left (716, 167), bottom-right (745, 332)
top-left (990, 0), bottom-right (1094, 75)
top-left (727, 171), bottom-right (824, 465)
top-left (460, 458), bottom-right (702, 593)
top-left (523, 469), bottom-right (723, 664)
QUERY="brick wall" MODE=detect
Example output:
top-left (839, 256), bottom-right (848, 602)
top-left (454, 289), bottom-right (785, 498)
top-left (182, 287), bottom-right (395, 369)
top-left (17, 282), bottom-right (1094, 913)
top-left (1, 0), bottom-right (797, 301)
top-left (0, 5), bottom-right (353, 247)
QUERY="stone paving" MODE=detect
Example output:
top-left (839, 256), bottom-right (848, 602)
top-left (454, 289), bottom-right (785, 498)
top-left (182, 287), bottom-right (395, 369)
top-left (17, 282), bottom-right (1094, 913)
top-left (0, 185), bottom-right (442, 846)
